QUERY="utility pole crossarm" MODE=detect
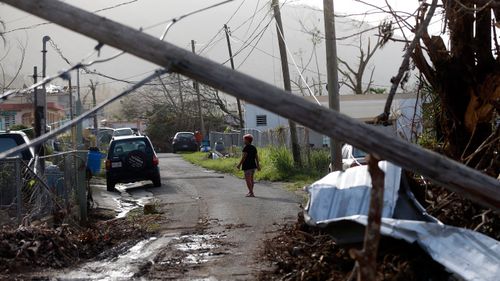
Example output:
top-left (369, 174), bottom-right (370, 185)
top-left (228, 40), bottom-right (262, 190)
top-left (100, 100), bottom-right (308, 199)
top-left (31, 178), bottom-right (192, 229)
top-left (3, 0), bottom-right (500, 211)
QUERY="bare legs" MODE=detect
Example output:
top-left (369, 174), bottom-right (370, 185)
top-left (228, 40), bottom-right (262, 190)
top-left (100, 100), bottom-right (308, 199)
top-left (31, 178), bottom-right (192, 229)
top-left (244, 170), bottom-right (255, 197)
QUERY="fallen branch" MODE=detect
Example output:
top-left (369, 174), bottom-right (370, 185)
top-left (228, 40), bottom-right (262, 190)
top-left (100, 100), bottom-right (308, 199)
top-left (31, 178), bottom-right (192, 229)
top-left (349, 154), bottom-right (385, 281)
top-left (379, 0), bottom-right (438, 121)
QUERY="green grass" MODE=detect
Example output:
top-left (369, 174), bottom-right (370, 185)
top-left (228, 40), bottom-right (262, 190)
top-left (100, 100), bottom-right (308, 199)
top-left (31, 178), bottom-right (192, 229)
top-left (181, 146), bottom-right (329, 190)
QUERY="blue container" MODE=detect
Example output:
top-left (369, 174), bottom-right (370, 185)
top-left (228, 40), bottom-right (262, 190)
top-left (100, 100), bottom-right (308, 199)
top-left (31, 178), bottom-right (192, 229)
top-left (87, 149), bottom-right (103, 175)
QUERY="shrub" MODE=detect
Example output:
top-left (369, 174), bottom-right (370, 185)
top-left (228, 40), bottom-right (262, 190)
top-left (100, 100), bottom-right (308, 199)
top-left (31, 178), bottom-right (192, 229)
top-left (268, 146), bottom-right (295, 179)
top-left (307, 149), bottom-right (330, 177)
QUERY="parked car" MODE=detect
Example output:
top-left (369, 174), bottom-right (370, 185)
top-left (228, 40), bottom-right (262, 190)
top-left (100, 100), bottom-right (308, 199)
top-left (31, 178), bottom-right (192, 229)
top-left (112, 128), bottom-right (135, 137)
top-left (105, 135), bottom-right (161, 191)
top-left (0, 131), bottom-right (34, 161)
top-left (328, 144), bottom-right (367, 172)
top-left (172, 132), bottom-right (198, 153)
top-left (341, 144), bottom-right (367, 170)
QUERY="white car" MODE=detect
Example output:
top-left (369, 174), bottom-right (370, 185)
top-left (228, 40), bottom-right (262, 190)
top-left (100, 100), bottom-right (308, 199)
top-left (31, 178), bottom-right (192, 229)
top-left (329, 144), bottom-right (368, 172)
top-left (112, 128), bottom-right (134, 137)
top-left (341, 144), bottom-right (367, 170)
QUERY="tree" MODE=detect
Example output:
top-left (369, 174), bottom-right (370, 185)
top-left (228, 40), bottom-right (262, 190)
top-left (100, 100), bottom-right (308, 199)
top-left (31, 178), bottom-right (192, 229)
top-left (0, 28), bottom-right (26, 93)
top-left (338, 35), bottom-right (381, 95)
top-left (119, 73), bottom-right (230, 151)
top-left (406, 1), bottom-right (499, 167)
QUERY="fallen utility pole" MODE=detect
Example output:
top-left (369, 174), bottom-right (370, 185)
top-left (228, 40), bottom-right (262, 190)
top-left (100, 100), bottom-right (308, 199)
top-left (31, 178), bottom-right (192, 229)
top-left (191, 40), bottom-right (206, 137)
top-left (224, 24), bottom-right (244, 130)
top-left (272, 0), bottom-right (302, 168)
top-left (3, 0), bottom-right (500, 211)
top-left (323, 0), bottom-right (342, 171)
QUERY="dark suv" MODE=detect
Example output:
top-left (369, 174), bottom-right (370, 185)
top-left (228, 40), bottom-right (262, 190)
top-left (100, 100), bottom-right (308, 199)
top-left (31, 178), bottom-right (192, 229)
top-left (105, 135), bottom-right (161, 191)
top-left (172, 132), bottom-right (198, 153)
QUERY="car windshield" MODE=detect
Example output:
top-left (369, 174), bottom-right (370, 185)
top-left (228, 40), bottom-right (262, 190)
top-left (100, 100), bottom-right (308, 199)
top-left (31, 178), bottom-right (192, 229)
top-left (111, 139), bottom-right (150, 156)
top-left (352, 147), bottom-right (367, 158)
top-left (114, 129), bottom-right (134, 136)
top-left (176, 133), bottom-right (194, 140)
top-left (0, 137), bottom-right (22, 158)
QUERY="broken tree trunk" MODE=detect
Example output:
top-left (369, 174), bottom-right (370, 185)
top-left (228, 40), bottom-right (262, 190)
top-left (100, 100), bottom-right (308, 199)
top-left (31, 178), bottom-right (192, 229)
top-left (350, 155), bottom-right (385, 281)
top-left (2, 0), bottom-right (500, 211)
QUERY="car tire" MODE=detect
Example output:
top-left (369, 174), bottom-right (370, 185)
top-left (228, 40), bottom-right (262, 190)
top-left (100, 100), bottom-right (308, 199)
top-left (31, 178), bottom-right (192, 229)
top-left (152, 176), bottom-right (161, 187)
top-left (106, 178), bottom-right (116, 191)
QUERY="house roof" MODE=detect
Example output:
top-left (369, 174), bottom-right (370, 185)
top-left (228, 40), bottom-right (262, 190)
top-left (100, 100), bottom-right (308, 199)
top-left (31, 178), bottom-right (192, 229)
top-left (0, 102), bottom-right (65, 112)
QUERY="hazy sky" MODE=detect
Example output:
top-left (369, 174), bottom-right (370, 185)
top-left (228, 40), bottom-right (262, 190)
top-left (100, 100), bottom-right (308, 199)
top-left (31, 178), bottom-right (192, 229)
top-left (0, 0), bottom-right (427, 95)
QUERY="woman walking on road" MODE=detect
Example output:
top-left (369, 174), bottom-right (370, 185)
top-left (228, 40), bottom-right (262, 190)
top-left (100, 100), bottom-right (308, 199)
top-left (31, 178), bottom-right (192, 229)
top-left (237, 134), bottom-right (260, 197)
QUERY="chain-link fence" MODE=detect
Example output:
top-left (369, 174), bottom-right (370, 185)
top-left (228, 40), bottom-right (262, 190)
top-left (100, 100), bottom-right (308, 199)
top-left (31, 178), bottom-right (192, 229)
top-left (0, 151), bottom-right (88, 227)
top-left (209, 127), bottom-right (310, 149)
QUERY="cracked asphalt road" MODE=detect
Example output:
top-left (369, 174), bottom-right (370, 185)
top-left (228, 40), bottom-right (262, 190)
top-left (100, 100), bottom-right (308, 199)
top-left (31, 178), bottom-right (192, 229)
top-left (131, 153), bottom-right (302, 280)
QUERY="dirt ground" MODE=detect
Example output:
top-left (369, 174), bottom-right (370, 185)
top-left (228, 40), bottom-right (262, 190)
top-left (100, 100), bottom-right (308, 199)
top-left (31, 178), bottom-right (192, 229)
top-left (257, 172), bottom-right (500, 281)
top-left (257, 213), bottom-right (452, 281)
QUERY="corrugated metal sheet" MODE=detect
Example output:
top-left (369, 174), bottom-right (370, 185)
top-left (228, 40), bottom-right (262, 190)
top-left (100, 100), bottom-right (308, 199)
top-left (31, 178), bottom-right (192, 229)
top-left (305, 161), bottom-right (500, 281)
top-left (316, 216), bottom-right (500, 281)
top-left (306, 161), bottom-right (401, 223)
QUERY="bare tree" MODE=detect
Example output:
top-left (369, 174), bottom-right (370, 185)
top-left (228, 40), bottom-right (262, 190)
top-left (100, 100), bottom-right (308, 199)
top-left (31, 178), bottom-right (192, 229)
top-left (0, 38), bottom-right (27, 93)
top-left (337, 35), bottom-right (381, 95)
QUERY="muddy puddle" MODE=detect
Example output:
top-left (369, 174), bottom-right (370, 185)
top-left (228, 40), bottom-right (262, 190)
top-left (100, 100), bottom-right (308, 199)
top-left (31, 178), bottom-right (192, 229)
top-left (114, 182), bottom-right (154, 218)
top-left (52, 232), bottom-right (228, 280)
top-left (55, 235), bottom-right (173, 280)
top-left (163, 234), bottom-right (228, 265)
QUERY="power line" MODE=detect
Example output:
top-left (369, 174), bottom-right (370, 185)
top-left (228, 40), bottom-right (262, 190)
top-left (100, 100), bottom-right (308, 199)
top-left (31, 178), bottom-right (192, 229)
top-left (0, 69), bottom-right (167, 160)
top-left (2, 0), bottom-right (141, 34)
top-left (275, 21), bottom-right (319, 104)
top-left (198, 0), bottom-right (270, 55)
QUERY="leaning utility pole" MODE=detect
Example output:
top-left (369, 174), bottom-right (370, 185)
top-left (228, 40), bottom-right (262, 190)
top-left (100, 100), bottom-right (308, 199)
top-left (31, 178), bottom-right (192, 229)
top-left (191, 40), bottom-right (206, 137)
top-left (272, 0), bottom-right (302, 167)
top-left (224, 24), bottom-right (244, 130)
top-left (323, 0), bottom-right (342, 171)
top-left (89, 80), bottom-right (99, 147)
top-left (4, 0), bottom-right (500, 211)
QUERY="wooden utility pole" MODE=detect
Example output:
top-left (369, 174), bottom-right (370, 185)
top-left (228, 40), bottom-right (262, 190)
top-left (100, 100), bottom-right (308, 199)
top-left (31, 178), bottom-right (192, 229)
top-left (177, 73), bottom-right (185, 126)
top-left (272, 0), bottom-right (302, 167)
top-left (89, 80), bottom-right (99, 147)
top-left (4, 0), bottom-right (500, 211)
top-left (224, 24), bottom-right (244, 130)
top-left (68, 75), bottom-right (75, 149)
top-left (75, 69), bottom-right (83, 148)
top-left (33, 66), bottom-right (42, 152)
top-left (323, 0), bottom-right (342, 171)
top-left (191, 40), bottom-right (206, 137)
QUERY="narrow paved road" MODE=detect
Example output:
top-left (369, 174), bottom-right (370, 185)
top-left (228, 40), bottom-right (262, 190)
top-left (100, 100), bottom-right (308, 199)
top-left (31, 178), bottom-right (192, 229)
top-left (143, 153), bottom-right (301, 280)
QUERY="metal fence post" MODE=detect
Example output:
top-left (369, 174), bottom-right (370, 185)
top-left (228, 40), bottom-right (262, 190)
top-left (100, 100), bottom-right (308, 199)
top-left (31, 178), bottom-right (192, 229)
top-left (15, 159), bottom-right (22, 224)
top-left (75, 151), bottom-right (87, 224)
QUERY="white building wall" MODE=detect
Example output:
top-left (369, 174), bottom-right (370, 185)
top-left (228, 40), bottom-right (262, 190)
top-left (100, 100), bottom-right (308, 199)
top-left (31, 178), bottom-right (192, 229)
top-left (243, 103), bottom-right (288, 131)
top-left (244, 95), bottom-right (422, 145)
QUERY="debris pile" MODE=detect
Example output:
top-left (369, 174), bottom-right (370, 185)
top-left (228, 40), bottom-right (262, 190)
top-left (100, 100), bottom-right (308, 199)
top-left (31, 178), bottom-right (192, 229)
top-left (408, 173), bottom-right (500, 241)
top-left (0, 225), bottom-right (78, 271)
top-left (259, 213), bottom-right (451, 281)
top-left (0, 214), bottom-right (162, 274)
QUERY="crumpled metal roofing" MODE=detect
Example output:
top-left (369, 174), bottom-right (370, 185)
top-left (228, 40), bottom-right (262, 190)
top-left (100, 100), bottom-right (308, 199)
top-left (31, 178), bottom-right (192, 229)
top-left (305, 161), bottom-right (500, 281)
top-left (306, 161), bottom-right (401, 222)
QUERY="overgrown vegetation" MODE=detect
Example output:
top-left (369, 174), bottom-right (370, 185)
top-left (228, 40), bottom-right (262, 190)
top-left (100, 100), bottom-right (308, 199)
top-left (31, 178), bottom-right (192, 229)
top-left (120, 74), bottom-right (234, 152)
top-left (182, 146), bottom-right (330, 187)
